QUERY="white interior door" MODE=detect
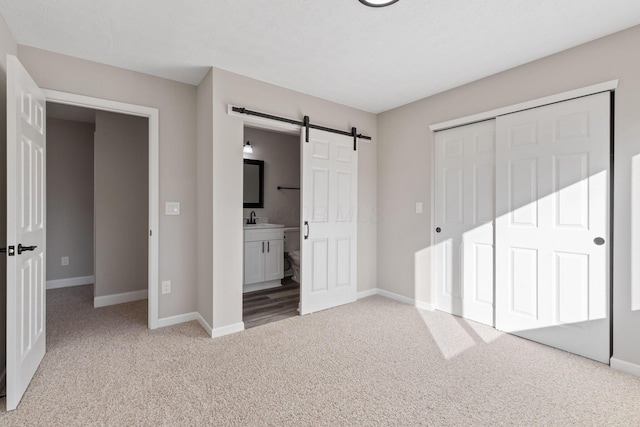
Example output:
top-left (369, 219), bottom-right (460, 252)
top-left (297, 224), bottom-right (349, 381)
top-left (434, 120), bottom-right (496, 326)
top-left (495, 92), bottom-right (610, 363)
top-left (6, 55), bottom-right (47, 410)
top-left (300, 128), bottom-right (357, 314)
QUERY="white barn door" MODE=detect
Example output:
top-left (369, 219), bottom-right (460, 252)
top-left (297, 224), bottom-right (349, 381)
top-left (300, 128), bottom-right (357, 315)
top-left (434, 120), bottom-right (496, 326)
top-left (6, 55), bottom-right (47, 410)
top-left (495, 92), bottom-right (610, 363)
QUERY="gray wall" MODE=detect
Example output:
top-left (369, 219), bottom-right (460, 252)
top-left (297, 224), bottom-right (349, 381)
top-left (94, 111), bottom-right (148, 297)
top-left (46, 118), bottom-right (94, 281)
top-left (208, 67), bottom-right (378, 330)
top-left (17, 45), bottom-right (198, 318)
top-left (196, 69), bottom-right (213, 329)
top-left (377, 25), bottom-right (640, 368)
top-left (0, 13), bottom-right (17, 384)
top-left (243, 127), bottom-right (300, 227)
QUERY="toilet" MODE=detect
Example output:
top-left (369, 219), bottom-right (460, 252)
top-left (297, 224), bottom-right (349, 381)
top-left (288, 250), bottom-right (301, 283)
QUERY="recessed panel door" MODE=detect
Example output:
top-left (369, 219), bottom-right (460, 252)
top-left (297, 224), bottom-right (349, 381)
top-left (435, 120), bottom-right (496, 326)
top-left (6, 55), bottom-right (47, 410)
top-left (243, 241), bottom-right (265, 285)
top-left (495, 92), bottom-right (610, 363)
top-left (300, 129), bottom-right (357, 314)
top-left (264, 239), bottom-right (284, 282)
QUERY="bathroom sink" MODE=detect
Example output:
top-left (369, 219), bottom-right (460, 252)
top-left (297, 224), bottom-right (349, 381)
top-left (243, 223), bottom-right (285, 230)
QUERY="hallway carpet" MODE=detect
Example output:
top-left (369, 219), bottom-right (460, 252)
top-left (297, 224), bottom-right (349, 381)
top-left (1, 284), bottom-right (639, 425)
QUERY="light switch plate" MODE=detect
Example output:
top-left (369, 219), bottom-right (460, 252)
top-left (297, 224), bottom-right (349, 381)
top-left (415, 202), bottom-right (423, 214)
top-left (165, 202), bottom-right (180, 215)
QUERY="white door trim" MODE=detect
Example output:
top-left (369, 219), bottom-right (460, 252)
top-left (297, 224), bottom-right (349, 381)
top-left (429, 79), bottom-right (618, 132)
top-left (42, 89), bottom-right (160, 330)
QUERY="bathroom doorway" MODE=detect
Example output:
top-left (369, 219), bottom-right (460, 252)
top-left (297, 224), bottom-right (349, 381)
top-left (241, 125), bottom-right (301, 329)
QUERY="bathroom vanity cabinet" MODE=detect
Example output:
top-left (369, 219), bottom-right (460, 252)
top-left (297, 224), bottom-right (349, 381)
top-left (243, 226), bottom-right (284, 292)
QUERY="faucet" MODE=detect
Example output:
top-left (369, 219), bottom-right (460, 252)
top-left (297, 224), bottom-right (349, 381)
top-left (249, 211), bottom-right (256, 224)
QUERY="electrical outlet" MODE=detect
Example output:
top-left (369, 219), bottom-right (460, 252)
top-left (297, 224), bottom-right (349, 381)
top-left (415, 202), bottom-right (423, 214)
top-left (161, 280), bottom-right (171, 295)
top-left (61, 256), bottom-right (69, 266)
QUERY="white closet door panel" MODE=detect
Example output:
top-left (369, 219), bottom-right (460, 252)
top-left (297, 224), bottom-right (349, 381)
top-left (495, 92), bottom-right (610, 363)
top-left (435, 120), bottom-right (495, 326)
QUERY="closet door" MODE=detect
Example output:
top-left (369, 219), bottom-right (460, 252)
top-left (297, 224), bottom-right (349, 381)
top-left (495, 92), bottom-right (610, 363)
top-left (434, 120), bottom-right (495, 326)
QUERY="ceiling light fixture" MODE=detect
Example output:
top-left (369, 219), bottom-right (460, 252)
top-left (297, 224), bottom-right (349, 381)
top-left (359, 0), bottom-right (399, 7)
top-left (243, 141), bottom-right (253, 154)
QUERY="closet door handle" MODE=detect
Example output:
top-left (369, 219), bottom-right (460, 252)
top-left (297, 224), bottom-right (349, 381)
top-left (304, 221), bottom-right (309, 240)
top-left (268, 241), bottom-right (270, 252)
top-left (262, 241), bottom-right (265, 253)
top-left (18, 244), bottom-right (37, 255)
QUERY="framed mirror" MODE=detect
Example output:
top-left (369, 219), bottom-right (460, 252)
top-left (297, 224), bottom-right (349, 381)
top-left (243, 159), bottom-right (264, 208)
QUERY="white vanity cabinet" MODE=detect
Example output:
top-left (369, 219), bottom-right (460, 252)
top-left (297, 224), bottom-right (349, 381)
top-left (243, 226), bottom-right (284, 292)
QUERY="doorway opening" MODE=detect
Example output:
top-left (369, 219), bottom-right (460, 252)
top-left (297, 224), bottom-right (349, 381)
top-left (242, 125), bottom-right (301, 329)
top-left (45, 102), bottom-right (149, 325)
top-left (43, 89), bottom-right (160, 329)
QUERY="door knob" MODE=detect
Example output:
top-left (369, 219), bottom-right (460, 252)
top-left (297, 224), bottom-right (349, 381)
top-left (436, 227), bottom-right (441, 233)
top-left (594, 237), bottom-right (605, 246)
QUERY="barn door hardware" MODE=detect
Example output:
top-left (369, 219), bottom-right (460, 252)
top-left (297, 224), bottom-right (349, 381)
top-left (231, 106), bottom-right (372, 150)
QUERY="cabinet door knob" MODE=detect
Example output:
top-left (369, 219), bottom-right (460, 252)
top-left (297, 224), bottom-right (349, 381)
top-left (436, 227), bottom-right (441, 233)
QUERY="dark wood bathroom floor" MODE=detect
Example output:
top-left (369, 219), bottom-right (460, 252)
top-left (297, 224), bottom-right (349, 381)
top-left (243, 277), bottom-right (300, 329)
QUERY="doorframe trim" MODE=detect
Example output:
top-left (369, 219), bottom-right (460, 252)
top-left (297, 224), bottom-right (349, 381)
top-left (429, 79), bottom-right (619, 132)
top-left (43, 89), bottom-right (160, 330)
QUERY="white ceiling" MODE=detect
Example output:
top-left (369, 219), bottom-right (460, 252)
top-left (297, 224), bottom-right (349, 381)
top-left (2, 0), bottom-right (640, 113)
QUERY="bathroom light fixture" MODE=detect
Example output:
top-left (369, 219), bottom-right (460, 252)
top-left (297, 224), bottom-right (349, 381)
top-left (359, 0), bottom-right (399, 7)
top-left (243, 141), bottom-right (253, 154)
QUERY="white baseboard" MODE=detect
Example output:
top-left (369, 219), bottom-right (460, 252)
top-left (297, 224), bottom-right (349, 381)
top-left (155, 311), bottom-right (229, 339)
top-left (94, 289), bottom-right (148, 308)
top-left (415, 299), bottom-right (435, 311)
top-left (196, 314), bottom-right (214, 336)
top-left (46, 275), bottom-right (94, 290)
top-left (357, 287), bottom-right (434, 310)
top-left (157, 312), bottom-right (199, 328)
top-left (611, 357), bottom-right (640, 377)
top-left (213, 322), bottom-right (245, 338)
top-left (357, 288), bottom-right (378, 299)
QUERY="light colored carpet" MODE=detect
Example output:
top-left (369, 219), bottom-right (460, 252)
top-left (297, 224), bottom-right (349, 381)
top-left (1, 285), bottom-right (639, 426)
